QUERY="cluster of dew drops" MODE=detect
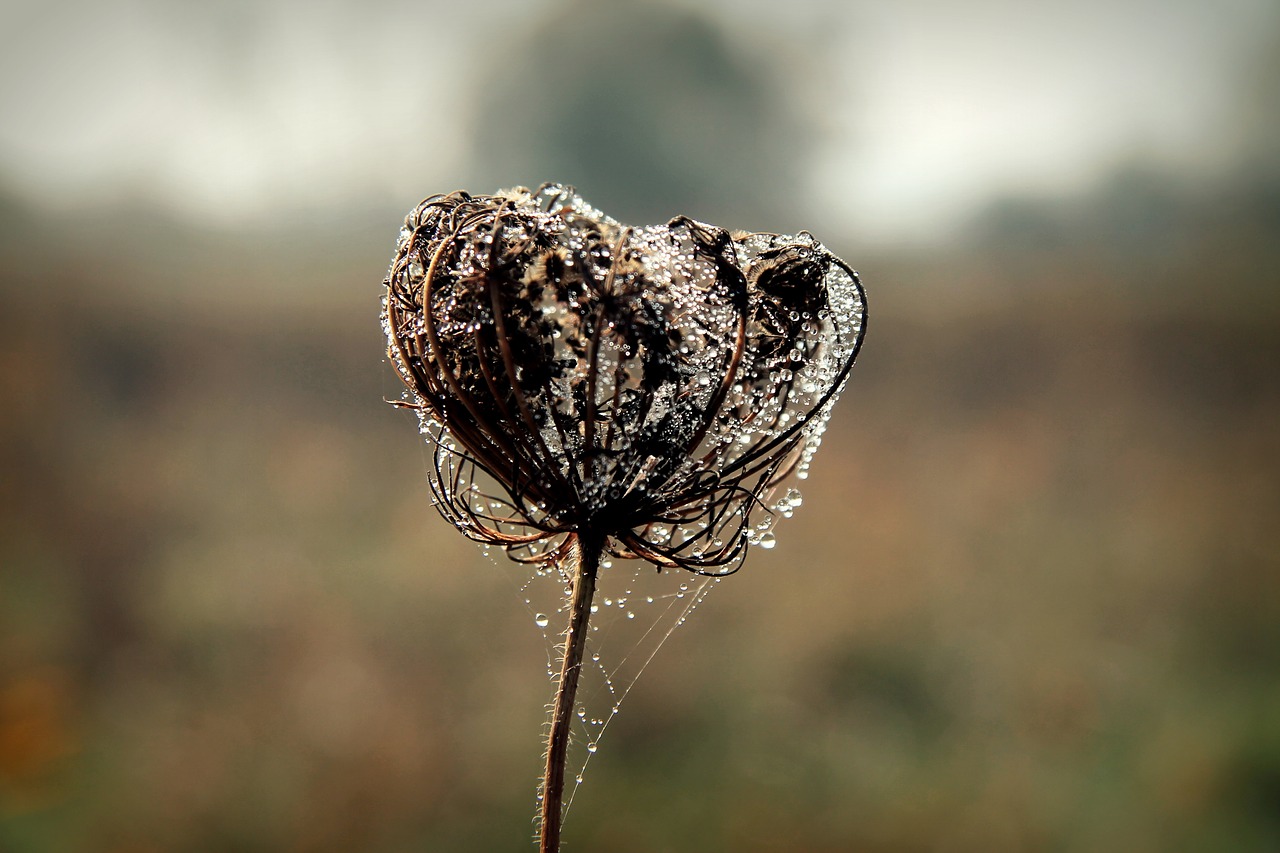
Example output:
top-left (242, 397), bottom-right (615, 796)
top-left (386, 186), bottom-right (863, 571)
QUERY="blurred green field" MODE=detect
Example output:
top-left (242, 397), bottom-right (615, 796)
top-left (2, 182), bottom-right (1277, 851)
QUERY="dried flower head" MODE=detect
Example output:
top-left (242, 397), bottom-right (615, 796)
top-left (383, 184), bottom-right (866, 575)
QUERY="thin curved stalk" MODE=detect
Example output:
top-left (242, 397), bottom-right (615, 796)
top-left (539, 532), bottom-right (602, 853)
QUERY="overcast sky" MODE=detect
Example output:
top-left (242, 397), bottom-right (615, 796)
top-left (0, 0), bottom-right (1274, 245)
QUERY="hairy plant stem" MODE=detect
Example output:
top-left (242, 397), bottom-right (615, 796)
top-left (539, 531), bottom-right (602, 853)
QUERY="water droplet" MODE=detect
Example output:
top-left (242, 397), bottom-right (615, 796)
top-left (759, 531), bottom-right (777, 549)
top-left (586, 742), bottom-right (598, 753)
top-left (534, 613), bottom-right (550, 628)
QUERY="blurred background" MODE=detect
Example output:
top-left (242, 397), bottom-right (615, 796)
top-left (2, 0), bottom-right (1278, 850)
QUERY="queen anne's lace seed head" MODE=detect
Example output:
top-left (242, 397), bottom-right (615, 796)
top-left (383, 184), bottom-right (866, 575)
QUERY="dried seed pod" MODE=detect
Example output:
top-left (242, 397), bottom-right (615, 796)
top-left (383, 184), bottom-right (866, 574)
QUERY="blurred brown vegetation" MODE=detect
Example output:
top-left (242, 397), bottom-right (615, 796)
top-left (1, 166), bottom-right (1277, 853)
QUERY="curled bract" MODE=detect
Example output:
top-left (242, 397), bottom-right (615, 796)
top-left (383, 184), bottom-right (866, 574)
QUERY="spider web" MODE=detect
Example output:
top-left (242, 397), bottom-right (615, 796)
top-left (484, 542), bottom-right (721, 829)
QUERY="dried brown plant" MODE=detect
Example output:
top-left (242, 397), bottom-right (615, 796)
top-left (382, 184), bottom-right (866, 851)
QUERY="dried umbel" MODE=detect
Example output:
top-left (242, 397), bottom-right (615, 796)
top-left (383, 185), bottom-right (864, 851)
top-left (383, 184), bottom-right (866, 574)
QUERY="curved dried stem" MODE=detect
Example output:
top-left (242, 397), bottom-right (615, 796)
top-left (538, 532), bottom-right (602, 853)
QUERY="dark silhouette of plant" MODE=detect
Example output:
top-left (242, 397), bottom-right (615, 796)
top-left (382, 184), bottom-right (866, 852)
